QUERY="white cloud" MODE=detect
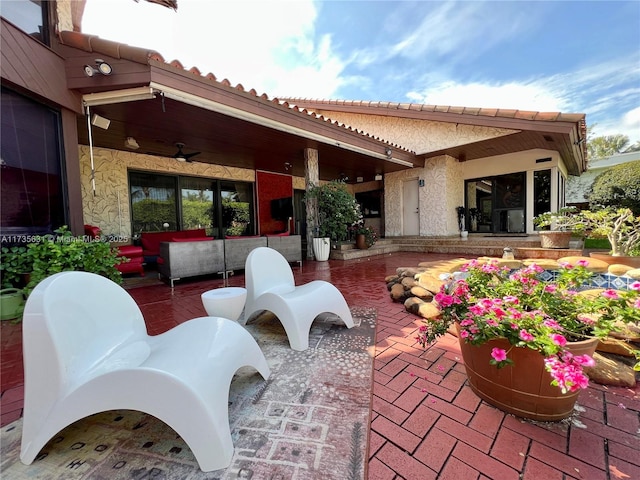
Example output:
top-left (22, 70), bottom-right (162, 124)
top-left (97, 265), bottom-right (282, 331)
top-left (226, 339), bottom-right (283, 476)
top-left (352, 1), bottom-right (539, 69)
top-left (405, 55), bottom-right (640, 144)
top-left (407, 81), bottom-right (567, 112)
top-left (594, 106), bottom-right (640, 143)
top-left (83, 0), bottom-right (346, 98)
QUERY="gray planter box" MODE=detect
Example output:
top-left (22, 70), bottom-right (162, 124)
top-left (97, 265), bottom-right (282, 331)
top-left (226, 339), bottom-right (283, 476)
top-left (223, 237), bottom-right (268, 272)
top-left (266, 235), bottom-right (302, 266)
top-left (158, 240), bottom-right (225, 287)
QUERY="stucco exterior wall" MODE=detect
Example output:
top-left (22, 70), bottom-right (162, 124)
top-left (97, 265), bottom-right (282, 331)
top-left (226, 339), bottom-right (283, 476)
top-left (385, 155), bottom-right (462, 236)
top-left (459, 149), bottom-right (561, 179)
top-left (384, 149), bottom-right (566, 237)
top-left (79, 145), bottom-right (256, 238)
top-left (311, 111), bottom-right (518, 153)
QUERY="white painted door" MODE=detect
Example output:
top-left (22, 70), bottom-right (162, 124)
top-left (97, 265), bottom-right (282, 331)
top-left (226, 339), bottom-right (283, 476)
top-left (402, 178), bottom-right (419, 236)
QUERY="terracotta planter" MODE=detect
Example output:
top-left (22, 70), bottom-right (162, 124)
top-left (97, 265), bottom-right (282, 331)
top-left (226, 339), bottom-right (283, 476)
top-left (589, 252), bottom-right (640, 269)
top-left (457, 327), bottom-right (599, 421)
top-left (538, 231), bottom-right (572, 249)
top-left (355, 234), bottom-right (369, 250)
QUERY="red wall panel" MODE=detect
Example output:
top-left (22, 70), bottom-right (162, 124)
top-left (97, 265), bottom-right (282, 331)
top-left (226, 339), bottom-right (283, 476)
top-left (256, 171), bottom-right (293, 234)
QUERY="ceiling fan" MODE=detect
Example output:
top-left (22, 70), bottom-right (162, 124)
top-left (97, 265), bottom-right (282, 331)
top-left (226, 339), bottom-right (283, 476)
top-left (173, 142), bottom-right (201, 162)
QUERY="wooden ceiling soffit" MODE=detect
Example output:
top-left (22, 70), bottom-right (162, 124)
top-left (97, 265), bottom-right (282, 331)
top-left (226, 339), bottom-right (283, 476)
top-left (146, 81), bottom-right (418, 169)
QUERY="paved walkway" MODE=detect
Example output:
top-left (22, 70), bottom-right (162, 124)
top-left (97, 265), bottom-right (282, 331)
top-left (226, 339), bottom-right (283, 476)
top-left (1, 252), bottom-right (639, 479)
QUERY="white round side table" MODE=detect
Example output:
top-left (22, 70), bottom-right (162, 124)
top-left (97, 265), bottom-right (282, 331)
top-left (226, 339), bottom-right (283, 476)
top-left (201, 287), bottom-right (247, 321)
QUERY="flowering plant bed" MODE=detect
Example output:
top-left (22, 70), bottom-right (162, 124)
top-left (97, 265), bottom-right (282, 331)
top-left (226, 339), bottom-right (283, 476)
top-left (417, 259), bottom-right (639, 396)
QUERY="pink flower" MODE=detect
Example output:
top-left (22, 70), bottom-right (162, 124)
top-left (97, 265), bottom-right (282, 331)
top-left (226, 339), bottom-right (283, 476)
top-left (492, 307), bottom-right (507, 319)
top-left (503, 295), bottom-right (519, 305)
top-left (543, 319), bottom-right (562, 330)
top-left (573, 354), bottom-right (595, 367)
top-left (491, 348), bottom-right (507, 362)
top-left (544, 284), bottom-right (557, 293)
top-left (602, 289), bottom-right (620, 300)
top-left (519, 329), bottom-right (534, 342)
top-left (460, 330), bottom-right (469, 339)
top-left (550, 334), bottom-right (567, 347)
top-left (435, 292), bottom-right (454, 307)
top-left (576, 259), bottom-right (589, 267)
top-left (631, 281), bottom-right (640, 291)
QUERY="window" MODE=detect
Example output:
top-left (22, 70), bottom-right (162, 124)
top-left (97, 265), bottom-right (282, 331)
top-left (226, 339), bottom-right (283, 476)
top-left (220, 181), bottom-right (254, 237)
top-left (181, 177), bottom-right (214, 233)
top-left (1, 88), bottom-right (64, 236)
top-left (534, 170), bottom-right (551, 230)
top-left (1, 0), bottom-right (50, 45)
top-left (129, 172), bottom-right (255, 237)
top-left (355, 190), bottom-right (382, 218)
top-left (465, 172), bottom-right (526, 233)
top-left (130, 172), bottom-right (178, 234)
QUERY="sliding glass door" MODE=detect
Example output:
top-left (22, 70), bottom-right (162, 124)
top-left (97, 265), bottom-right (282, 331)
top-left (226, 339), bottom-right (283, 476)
top-left (465, 172), bottom-right (526, 234)
top-left (130, 172), bottom-right (255, 237)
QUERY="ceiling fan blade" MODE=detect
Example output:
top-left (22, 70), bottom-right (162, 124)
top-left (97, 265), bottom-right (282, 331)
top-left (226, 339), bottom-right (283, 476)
top-left (173, 143), bottom-right (200, 162)
top-left (184, 151), bottom-right (201, 160)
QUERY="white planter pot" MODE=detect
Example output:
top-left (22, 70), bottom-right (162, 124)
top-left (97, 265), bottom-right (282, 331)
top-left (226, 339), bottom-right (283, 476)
top-left (313, 237), bottom-right (330, 261)
top-left (460, 230), bottom-right (469, 239)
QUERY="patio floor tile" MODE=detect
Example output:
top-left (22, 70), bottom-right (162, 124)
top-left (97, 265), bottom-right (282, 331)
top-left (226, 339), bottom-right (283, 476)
top-left (1, 251), bottom-right (638, 479)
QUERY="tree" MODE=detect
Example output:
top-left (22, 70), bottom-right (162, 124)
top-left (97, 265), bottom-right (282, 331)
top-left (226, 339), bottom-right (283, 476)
top-left (587, 134), bottom-right (630, 160)
top-left (588, 160), bottom-right (640, 215)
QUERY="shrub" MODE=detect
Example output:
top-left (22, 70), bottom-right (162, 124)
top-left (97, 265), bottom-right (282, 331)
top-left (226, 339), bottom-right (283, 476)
top-left (25, 226), bottom-right (123, 296)
top-left (304, 181), bottom-right (362, 241)
top-left (588, 160), bottom-right (640, 215)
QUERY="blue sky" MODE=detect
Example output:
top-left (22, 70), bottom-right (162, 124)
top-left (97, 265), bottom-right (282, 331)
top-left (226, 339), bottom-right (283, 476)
top-left (83, 0), bottom-right (640, 143)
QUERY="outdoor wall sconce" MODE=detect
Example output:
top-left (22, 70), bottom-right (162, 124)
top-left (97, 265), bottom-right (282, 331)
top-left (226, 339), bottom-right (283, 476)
top-left (84, 59), bottom-right (113, 77)
top-left (374, 174), bottom-right (383, 181)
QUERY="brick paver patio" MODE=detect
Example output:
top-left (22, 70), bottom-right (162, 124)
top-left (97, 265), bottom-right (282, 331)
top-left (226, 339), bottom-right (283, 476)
top-left (2, 252), bottom-right (639, 478)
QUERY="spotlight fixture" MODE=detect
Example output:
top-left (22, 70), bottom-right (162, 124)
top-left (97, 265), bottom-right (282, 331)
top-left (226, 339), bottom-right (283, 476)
top-left (125, 137), bottom-right (140, 150)
top-left (90, 113), bottom-right (110, 130)
top-left (284, 162), bottom-right (292, 172)
top-left (83, 59), bottom-right (113, 77)
top-left (384, 147), bottom-right (392, 158)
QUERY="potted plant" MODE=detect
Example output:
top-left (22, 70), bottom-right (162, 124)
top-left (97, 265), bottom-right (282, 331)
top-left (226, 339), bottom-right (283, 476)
top-left (0, 245), bottom-right (33, 321)
top-left (455, 206), bottom-right (468, 238)
top-left (533, 206), bottom-right (583, 249)
top-left (0, 227), bottom-right (125, 322)
top-left (24, 226), bottom-right (124, 297)
top-left (353, 224), bottom-right (378, 249)
top-left (416, 259), bottom-right (633, 421)
top-left (304, 181), bottom-right (362, 260)
top-left (575, 208), bottom-right (640, 266)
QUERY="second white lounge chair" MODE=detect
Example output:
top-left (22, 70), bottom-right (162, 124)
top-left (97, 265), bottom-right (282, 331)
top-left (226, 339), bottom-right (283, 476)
top-left (244, 247), bottom-right (354, 351)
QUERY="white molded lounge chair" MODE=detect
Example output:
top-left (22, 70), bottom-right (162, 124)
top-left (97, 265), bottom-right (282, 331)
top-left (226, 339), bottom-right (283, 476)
top-left (20, 271), bottom-right (270, 472)
top-left (244, 247), bottom-right (354, 351)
